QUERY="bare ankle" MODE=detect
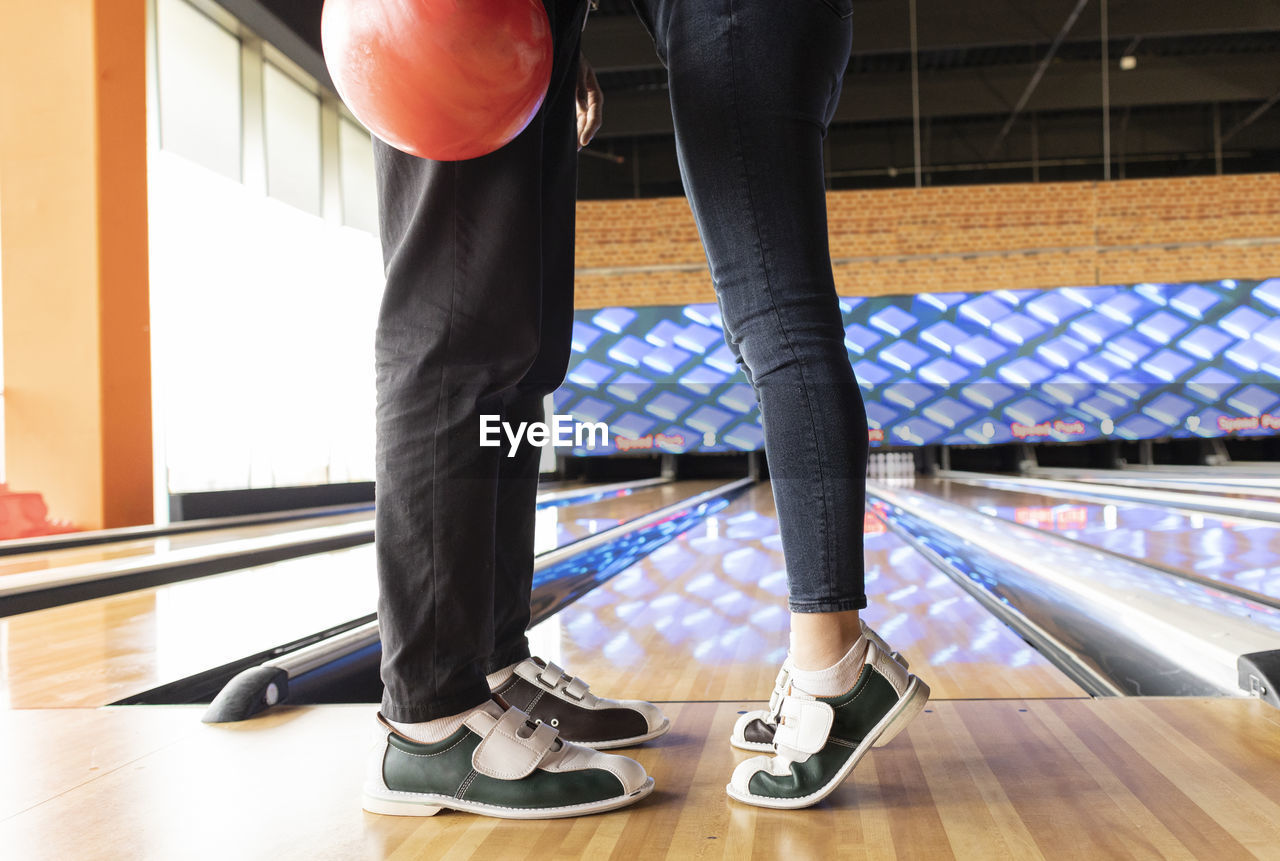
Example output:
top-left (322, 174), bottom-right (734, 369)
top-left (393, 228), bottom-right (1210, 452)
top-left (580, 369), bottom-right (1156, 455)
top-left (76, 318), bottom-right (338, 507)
top-left (789, 609), bottom-right (864, 671)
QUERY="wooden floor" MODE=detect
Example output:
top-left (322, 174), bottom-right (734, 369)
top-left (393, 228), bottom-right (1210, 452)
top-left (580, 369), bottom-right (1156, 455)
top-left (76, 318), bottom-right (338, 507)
top-left (6, 480), bottom-right (1280, 857)
top-left (3, 698), bottom-right (1279, 859)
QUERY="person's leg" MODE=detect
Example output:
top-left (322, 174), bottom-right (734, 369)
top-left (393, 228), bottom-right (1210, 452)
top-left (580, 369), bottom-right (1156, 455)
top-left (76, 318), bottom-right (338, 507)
top-left (640, 0), bottom-right (867, 645)
top-left (789, 609), bottom-right (864, 669)
top-left (484, 44), bottom-right (670, 748)
top-left (372, 141), bottom-right (532, 724)
top-left (364, 1), bottom-right (656, 820)
top-left (486, 391), bottom-right (547, 674)
top-left (373, 0), bottom-right (582, 725)
top-left (486, 23), bottom-right (583, 673)
top-left (634, 0), bottom-right (929, 808)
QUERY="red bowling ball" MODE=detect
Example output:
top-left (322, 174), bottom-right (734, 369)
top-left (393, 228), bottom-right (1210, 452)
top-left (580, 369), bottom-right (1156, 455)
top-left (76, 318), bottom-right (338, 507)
top-left (321, 0), bottom-right (553, 161)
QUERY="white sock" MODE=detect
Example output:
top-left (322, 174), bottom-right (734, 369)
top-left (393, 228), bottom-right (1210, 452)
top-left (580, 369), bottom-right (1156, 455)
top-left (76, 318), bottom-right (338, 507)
top-left (787, 635), bottom-right (869, 698)
top-left (486, 662), bottom-right (518, 689)
top-left (388, 702), bottom-right (486, 744)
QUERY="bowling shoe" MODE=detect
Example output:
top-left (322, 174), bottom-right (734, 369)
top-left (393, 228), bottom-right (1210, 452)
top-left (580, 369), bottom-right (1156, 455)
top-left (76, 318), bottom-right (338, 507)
top-left (726, 639), bottom-right (929, 809)
top-left (730, 620), bottom-right (907, 752)
top-left (491, 657), bottom-right (670, 749)
top-left (363, 700), bottom-right (653, 819)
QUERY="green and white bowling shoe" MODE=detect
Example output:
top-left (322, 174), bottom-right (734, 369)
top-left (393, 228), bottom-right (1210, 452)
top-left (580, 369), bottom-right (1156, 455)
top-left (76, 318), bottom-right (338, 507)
top-left (730, 621), bottom-right (909, 753)
top-left (726, 640), bottom-right (929, 809)
top-left (363, 700), bottom-right (653, 819)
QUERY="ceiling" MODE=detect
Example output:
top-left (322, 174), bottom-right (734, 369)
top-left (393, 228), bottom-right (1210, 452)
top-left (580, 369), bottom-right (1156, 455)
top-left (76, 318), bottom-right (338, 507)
top-left (222, 0), bottom-right (1280, 197)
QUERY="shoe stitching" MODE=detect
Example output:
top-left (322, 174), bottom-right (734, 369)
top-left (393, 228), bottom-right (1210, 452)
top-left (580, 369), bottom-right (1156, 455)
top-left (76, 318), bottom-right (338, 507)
top-left (504, 679), bottom-right (536, 712)
top-left (827, 668), bottom-right (904, 742)
top-left (389, 735), bottom-right (471, 758)
top-left (455, 769), bottom-right (479, 799)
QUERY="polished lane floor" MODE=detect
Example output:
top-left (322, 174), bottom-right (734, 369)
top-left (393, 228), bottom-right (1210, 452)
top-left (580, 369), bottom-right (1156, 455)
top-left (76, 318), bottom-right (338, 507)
top-left (0, 510), bottom-right (376, 580)
top-left (0, 481), bottom-right (718, 709)
top-left (919, 478), bottom-right (1280, 602)
top-left (0, 480), bottom-right (699, 582)
top-left (530, 482), bottom-right (1085, 703)
top-left (1028, 467), bottom-right (1280, 502)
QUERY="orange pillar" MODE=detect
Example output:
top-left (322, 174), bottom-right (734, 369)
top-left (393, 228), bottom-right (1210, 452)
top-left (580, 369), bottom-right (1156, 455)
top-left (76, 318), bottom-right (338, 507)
top-left (0, 0), bottom-right (153, 529)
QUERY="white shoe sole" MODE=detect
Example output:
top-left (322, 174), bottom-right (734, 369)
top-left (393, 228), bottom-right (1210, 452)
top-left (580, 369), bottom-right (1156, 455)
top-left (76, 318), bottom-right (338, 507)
top-left (725, 675), bottom-right (930, 810)
top-left (576, 717), bottom-right (671, 750)
top-left (363, 776), bottom-right (655, 820)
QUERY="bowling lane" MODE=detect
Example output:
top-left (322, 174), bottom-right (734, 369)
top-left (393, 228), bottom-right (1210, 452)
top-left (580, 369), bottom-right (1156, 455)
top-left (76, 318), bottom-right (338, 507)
top-left (529, 482), bottom-right (1087, 703)
top-left (1029, 467), bottom-right (1280, 503)
top-left (0, 479), bottom-right (694, 583)
top-left (547, 479), bottom-right (723, 549)
top-left (0, 481), bottom-right (715, 709)
top-left (0, 545), bottom-right (380, 709)
top-left (1122, 462), bottom-right (1280, 477)
top-left (0, 510), bottom-right (375, 580)
top-left (917, 477), bottom-right (1280, 603)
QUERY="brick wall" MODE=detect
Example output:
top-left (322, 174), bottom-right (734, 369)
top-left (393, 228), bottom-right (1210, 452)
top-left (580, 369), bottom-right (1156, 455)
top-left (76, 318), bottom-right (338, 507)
top-left (573, 173), bottom-right (1280, 308)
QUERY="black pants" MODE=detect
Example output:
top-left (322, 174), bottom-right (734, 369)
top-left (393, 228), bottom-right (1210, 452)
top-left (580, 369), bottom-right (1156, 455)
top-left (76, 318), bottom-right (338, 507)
top-left (372, 0), bottom-right (588, 722)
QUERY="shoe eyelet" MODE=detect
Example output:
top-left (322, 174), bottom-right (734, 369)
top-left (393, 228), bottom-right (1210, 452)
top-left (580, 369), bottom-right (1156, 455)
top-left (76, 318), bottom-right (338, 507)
top-left (533, 718), bottom-right (543, 725)
top-left (550, 718), bottom-right (559, 727)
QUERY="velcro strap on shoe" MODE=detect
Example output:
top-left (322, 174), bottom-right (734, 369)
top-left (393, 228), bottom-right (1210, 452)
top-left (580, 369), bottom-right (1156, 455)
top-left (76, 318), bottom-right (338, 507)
top-left (772, 695), bottom-right (834, 756)
top-left (766, 666), bottom-right (792, 719)
top-left (563, 676), bottom-right (591, 701)
top-left (536, 662), bottom-right (568, 690)
top-left (471, 706), bottom-right (560, 780)
top-left (868, 641), bottom-right (910, 697)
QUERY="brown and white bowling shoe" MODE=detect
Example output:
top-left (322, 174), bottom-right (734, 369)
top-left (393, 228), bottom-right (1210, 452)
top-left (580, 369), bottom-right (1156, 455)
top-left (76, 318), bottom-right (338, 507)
top-left (491, 657), bottom-right (670, 749)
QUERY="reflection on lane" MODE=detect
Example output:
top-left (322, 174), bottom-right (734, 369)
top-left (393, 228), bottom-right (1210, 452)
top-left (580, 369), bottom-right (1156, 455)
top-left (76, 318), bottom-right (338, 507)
top-left (2, 481), bottom-right (718, 709)
top-left (545, 480), bottom-right (723, 551)
top-left (0, 481), bottom-right (709, 582)
top-left (927, 478), bottom-right (1280, 603)
top-left (0, 544), bottom-right (380, 709)
top-left (1029, 467), bottom-right (1280, 503)
top-left (533, 484), bottom-right (1084, 703)
top-left (0, 511), bottom-right (376, 579)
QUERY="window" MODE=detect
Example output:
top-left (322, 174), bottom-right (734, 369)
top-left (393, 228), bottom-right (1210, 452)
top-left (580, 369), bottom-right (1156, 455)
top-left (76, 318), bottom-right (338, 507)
top-left (263, 64), bottom-right (322, 215)
top-left (156, 0), bottom-right (242, 181)
top-left (339, 120), bottom-right (379, 235)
